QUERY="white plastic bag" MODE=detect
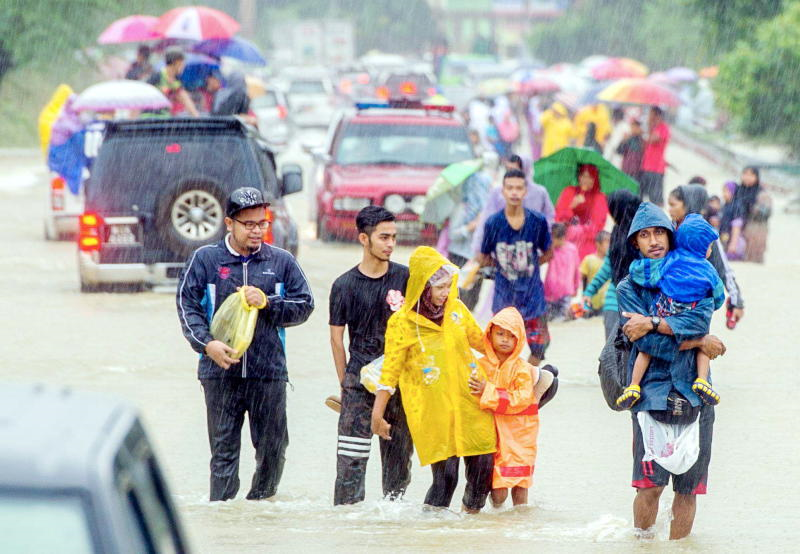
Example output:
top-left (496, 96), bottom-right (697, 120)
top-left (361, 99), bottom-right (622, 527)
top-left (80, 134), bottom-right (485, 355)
top-left (637, 411), bottom-right (700, 475)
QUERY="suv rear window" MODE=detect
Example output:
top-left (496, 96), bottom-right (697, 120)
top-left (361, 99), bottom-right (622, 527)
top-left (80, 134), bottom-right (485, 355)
top-left (87, 133), bottom-right (258, 213)
top-left (335, 122), bottom-right (473, 166)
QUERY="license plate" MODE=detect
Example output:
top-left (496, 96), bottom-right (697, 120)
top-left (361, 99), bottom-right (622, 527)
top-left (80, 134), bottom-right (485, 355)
top-left (107, 224), bottom-right (139, 245)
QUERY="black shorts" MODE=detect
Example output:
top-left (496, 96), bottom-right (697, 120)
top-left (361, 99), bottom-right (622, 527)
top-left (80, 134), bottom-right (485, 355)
top-left (639, 171), bottom-right (665, 206)
top-left (631, 404), bottom-right (714, 495)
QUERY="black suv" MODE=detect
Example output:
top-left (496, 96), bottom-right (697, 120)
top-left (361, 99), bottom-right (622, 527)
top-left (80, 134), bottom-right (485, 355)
top-left (78, 117), bottom-right (302, 292)
top-left (0, 383), bottom-right (190, 552)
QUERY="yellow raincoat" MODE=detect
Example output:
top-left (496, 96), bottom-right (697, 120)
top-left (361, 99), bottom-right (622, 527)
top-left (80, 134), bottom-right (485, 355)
top-left (573, 103), bottom-right (611, 147)
top-left (38, 84), bottom-right (74, 157)
top-left (478, 307), bottom-right (540, 489)
top-left (540, 102), bottom-right (574, 157)
top-left (380, 247), bottom-right (496, 466)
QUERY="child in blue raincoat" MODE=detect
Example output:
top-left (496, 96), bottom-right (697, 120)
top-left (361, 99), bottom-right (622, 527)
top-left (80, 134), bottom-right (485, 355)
top-left (617, 213), bottom-right (725, 409)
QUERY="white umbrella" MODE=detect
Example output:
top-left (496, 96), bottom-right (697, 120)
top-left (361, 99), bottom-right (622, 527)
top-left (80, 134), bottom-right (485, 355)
top-left (73, 80), bottom-right (171, 113)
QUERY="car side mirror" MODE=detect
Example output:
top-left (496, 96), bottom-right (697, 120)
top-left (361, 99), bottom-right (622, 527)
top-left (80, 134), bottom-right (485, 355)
top-left (481, 150), bottom-right (499, 170)
top-left (281, 164), bottom-right (303, 196)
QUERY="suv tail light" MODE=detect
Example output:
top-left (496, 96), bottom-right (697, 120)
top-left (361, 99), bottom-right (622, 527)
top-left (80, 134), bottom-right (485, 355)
top-left (51, 176), bottom-right (66, 211)
top-left (79, 212), bottom-right (103, 252)
top-left (262, 207), bottom-right (274, 245)
top-left (277, 105), bottom-right (288, 120)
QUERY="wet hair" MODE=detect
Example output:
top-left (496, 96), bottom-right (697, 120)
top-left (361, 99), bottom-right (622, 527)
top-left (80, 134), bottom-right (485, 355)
top-left (165, 48), bottom-right (185, 66)
top-left (137, 45), bottom-right (151, 58)
top-left (708, 195), bottom-right (721, 204)
top-left (651, 106), bottom-right (664, 118)
top-left (551, 222), bottom-right (567, 239)
top-left (505, 154), bottom-right (523, 170)
top-left (688, 175), bottom-right (707, 185)
top-left (595, 230), bottom-right (610, 243)
top-left (503, 169), bottom-right (527, 186)
top-left (742, 165), bottom-right (760, 184)
top-left (356, 205), bottom-right (395, 236)
top-left (612, 107), bottom-right (624, 122)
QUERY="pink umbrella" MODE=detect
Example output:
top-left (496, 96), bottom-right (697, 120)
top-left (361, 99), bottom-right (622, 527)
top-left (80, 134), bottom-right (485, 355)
top-left (517, 77), bottom-right (561, 95)
top-left (98, 15), bottom-right (161, 44)
top-left (156, 6), bottom-right (239, 40)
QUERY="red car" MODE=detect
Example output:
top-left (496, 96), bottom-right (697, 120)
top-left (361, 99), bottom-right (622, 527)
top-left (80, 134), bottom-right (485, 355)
top-left (311, 102), bottom-right (475, 243)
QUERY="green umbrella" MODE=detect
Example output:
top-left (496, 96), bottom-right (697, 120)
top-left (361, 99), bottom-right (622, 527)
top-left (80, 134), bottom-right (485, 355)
top-left (421, 159), bottom-right (483, 225)
top-left (533, 147), bottom-right (639, 204)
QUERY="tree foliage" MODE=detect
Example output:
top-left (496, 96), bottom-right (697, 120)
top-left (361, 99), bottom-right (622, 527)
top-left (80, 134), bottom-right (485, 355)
top-left (527, 0), bottom-right (712, 70)
top-left (715, 1), bottom-right (800, 150)
top-left (683, 0), bottom-right (784, 54)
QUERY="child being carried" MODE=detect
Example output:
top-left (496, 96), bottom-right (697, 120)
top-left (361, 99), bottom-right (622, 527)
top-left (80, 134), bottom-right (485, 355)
top-left (617, 213), bottom-right (725, 409)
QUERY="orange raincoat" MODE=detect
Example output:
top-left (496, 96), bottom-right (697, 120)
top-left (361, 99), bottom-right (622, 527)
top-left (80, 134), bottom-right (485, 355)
top-left (478, 307), bottom-right (540, 489)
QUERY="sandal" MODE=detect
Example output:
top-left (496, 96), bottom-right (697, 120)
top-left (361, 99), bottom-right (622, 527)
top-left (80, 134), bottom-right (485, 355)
top-left (616, 385), bottom-right (641, 409)
top-left (324, 395), bottom-right (342, 413)
top-left (692, 378), bottom-right (720, 406)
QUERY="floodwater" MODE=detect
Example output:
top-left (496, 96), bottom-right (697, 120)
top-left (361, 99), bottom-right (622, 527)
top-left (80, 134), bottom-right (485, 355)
top-left (1, 134), bottom-right (798, 552)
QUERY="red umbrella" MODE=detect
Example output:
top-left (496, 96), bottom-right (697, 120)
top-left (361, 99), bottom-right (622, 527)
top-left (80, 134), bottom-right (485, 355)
top-left (597, 78), bottom-right (680, 108)
top-left (156, 6), bottom-right (239, 40)
top-left (591, 57), bottom-right (648, 80)
top-left (97, 15), bottom-right (161, 44)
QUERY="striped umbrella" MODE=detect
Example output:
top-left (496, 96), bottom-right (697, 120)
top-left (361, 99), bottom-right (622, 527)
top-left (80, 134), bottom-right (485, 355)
top-left (597, 78), bottom-right (680, 108)
top-left (156, 6), bottom-right (239, 40)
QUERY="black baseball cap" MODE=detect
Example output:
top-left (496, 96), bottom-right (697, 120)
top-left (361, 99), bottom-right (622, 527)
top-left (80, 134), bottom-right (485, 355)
top-left (226, 187), bottom-right (270, 218)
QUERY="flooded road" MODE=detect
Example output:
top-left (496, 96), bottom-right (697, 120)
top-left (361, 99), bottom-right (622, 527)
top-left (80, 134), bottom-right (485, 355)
top-left (1, 136), bottom-right (798, 552)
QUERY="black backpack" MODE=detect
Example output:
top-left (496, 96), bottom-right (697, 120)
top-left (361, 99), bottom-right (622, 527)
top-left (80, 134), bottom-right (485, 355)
top-left (598, 325), bottom-right (630, 411)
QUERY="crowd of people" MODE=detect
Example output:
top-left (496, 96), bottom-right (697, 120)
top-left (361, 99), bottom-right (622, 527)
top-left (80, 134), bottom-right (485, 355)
top-left (171, 74), bottom-right (773, 541)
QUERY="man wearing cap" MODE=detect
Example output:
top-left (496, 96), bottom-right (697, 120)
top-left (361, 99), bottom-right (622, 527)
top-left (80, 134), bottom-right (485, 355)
top-left (616, 202), bottom-right (725, 539)
top-left (177, 187), bottom-right (314, 501)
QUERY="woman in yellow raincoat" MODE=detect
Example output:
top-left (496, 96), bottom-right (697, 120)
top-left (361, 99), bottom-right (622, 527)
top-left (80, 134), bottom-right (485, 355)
top-left (371, 246), bottom-right (496, 512)
top-left (469, 307), bottom-right (556, 507)
top-left (539, 102), bottom-right (574, 157)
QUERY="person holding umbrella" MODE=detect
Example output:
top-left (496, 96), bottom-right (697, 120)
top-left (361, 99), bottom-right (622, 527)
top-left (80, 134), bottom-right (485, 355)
top-left (125, 45), bottom-right (153, 81)
top-left (554, 164), bottom-right (609, 259)
top-left (148, 48), bottom-right (199, 117)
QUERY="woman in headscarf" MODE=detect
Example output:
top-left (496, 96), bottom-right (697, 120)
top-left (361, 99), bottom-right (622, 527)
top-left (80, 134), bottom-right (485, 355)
top-left (720, 167), bottom-right (763, 260)
top-left (372, 246), bottom-right (496, 513)
top-left (554, 164), bottom-right (609, 259)
top-left (582, 189), bottom-right (640, 339)
top-left (668, 184), bottom-right (745, 326)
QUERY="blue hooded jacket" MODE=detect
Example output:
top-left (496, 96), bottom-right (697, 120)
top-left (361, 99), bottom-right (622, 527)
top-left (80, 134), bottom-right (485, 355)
top-left (617, 203), bottom-right (714, 412)
top-left (629, 213), bottom-right (725, 309)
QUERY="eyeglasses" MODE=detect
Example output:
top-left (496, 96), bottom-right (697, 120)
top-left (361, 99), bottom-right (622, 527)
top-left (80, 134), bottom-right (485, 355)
top-left (233, 218), bottom-right (270, 231)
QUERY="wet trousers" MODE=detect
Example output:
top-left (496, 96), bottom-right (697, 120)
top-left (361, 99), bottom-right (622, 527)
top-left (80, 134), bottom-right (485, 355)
top-left (201, 377), bottom-right (288, 502)
top-left (334, 374), bottom-right (413, 505)
top-left (424, 454), bottom-right (494, 511)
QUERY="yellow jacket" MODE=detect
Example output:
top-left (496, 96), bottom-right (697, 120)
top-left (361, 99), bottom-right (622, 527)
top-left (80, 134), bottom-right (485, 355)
top-left (380, 246), bottom-right (496, 466)
top-left (540, 102), bottom-right (574, 157)
top-left (573, 103), bottom-right (611, 147)
top-left (38, 84), bottom-right (74, 157)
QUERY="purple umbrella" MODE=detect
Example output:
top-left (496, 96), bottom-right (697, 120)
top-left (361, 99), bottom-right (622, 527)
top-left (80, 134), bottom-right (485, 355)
top-left (73, 80), bottom-right (170, 112)
top-left (665, 67), bottom-right (698, 83)
top-left (192, 37), bottom-right (266, 66)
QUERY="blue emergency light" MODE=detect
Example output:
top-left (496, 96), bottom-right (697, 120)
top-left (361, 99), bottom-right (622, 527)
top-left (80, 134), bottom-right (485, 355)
top-left (355, 101), bottom-right (390, 110)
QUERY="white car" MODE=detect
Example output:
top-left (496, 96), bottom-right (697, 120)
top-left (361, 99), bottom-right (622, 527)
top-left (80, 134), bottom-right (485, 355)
top-left (251, 86), bottom-right (292, 149)
top-left (286, 76), bottom-right (336, 128)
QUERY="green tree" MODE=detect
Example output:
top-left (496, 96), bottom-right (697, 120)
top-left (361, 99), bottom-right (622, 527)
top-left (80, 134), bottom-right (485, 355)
top-left (716, 1), bottom-right (800, 150)
top-left (683, 0), bottom-right (784, 54)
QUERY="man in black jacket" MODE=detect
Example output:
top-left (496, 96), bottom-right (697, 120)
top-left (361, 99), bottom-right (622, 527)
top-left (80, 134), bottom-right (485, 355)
top-left (177, 187), bottom-right (314, 501)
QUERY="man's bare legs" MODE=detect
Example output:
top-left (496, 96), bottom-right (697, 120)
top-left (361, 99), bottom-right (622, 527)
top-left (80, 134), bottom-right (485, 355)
top-left (634, 487), bottom-right (698, 540)
top-left (491, 488), bottom-right (508, 508)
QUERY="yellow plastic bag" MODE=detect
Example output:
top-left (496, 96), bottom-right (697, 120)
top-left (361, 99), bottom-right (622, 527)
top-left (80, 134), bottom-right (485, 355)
top-left (210, 289), bottom-right (266, 359)
top-left (360, 355), bottom-right (384, 394)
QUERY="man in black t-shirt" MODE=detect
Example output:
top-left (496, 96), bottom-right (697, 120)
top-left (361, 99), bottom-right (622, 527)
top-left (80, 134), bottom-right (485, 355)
top-left (329, 206), bottom-right (413, 505)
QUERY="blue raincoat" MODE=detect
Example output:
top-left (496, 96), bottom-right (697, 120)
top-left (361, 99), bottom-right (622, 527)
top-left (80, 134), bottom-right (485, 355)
top-left (617, 203), bottom-right (713, 412)
top-left (629, 213), bottom-right (725, 309)
top-left (47, 129), bottom-right (87, 195)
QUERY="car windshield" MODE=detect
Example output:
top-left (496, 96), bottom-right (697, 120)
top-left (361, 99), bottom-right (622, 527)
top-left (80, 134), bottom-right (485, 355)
top-left (335, 122), bottom-right (473, 166)
top-left (0, 491), bottom-right (95, 553)
top-left (251, 91), bottom-right (279, 109)
top-left (289, 80), bottom-right (326, 95)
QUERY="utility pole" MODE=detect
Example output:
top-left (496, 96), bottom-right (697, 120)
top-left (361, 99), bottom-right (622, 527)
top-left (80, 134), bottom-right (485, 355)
top-left (239, 0), bottom-right (256, 38)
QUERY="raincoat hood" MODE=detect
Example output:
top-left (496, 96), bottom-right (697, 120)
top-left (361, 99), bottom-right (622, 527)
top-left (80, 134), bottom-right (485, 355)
top-left (677, 184), bottom-right (708, 216)
top-left (627, 201), bottom-right (674, 240)
top-left (403, 246), bottom-right (459, 317)
top-left (675, 213), bottom-right (718, 257)
top-left (552, 102), bottom-right (568, 117)
top-left (482, 307), bottom-right (526, 370)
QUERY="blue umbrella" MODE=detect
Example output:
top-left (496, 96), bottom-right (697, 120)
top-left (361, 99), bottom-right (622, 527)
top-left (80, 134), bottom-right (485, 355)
top-left (192, 37), bottom-right (266, 66)
top-left (154, 53), bottom-right (221, 91)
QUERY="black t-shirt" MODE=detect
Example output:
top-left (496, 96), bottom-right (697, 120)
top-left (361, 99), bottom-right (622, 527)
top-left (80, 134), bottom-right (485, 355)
top-left (329, 262), bottom-right (409, 372)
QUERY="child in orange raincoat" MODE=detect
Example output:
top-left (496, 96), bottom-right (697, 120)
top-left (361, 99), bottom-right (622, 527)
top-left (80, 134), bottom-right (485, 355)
top-left (469, 307), bottom-right (556, 507)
